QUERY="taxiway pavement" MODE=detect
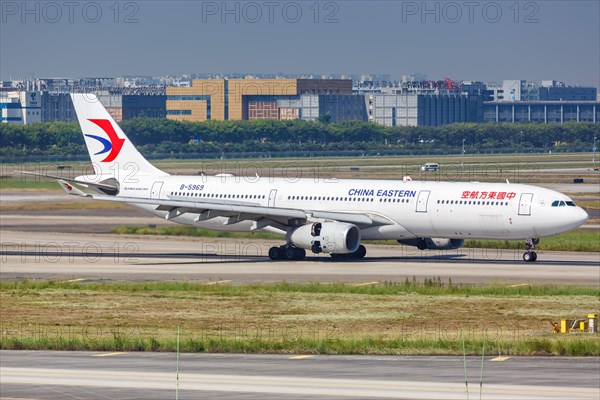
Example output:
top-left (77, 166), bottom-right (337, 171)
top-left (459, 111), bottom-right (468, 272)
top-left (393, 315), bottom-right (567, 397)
top-left (1, 230), bottom-right (598, 284)
top-left (1, 351), bottom-right (598, 400)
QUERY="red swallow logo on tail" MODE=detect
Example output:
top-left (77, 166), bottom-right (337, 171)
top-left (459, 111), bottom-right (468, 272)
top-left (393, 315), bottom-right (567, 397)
top-left (84, 119), bottom-right (125, 162)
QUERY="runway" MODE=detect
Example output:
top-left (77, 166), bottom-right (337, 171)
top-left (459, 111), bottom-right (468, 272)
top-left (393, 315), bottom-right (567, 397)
top-left (1, 182), bottom-right (598, 400)
top-left (1, 351), bottom-right (598, 400)
top-left (1, 230), bottom-right (599, 284)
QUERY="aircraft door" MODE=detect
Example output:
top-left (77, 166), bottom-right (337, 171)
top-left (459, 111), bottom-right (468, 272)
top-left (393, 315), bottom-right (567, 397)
top-left (518, 193), bottom-right (534, 216)
top-left (416, 190), bottom-right (431, 213)
top-left (150, 182), bottom-right (163, 199)
top-left (268, 189), bottom-right (277, 207)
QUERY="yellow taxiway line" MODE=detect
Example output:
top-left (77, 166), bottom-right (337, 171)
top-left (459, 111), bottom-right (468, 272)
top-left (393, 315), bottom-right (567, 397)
top-left (92, 352), bottom-right (128, 357)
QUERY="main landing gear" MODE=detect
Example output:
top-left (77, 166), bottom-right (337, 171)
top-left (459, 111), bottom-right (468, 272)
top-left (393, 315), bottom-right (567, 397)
top-left (267, 244), bottom-right (367, 261)
top-left (523, 238), bottom-right (539, 262)
top-left (268, 246), bottom-right (306, 261)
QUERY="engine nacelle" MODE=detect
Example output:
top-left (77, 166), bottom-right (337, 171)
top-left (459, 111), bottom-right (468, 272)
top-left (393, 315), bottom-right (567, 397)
top-left (287, 222), bottom-right (361, 254)
top-left (398, 238), bottom-right (465, 250)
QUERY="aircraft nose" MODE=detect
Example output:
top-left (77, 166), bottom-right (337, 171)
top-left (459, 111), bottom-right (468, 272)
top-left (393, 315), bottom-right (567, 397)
top-left (574, 207), bottom-right (589, 227)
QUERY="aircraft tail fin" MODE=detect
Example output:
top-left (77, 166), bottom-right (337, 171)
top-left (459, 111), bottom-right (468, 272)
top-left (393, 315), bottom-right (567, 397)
top-left (71, 93), bottom-right (167, 178)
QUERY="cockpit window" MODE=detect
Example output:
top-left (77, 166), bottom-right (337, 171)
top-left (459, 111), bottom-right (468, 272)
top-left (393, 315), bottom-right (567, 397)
top-left (551, 200), bottom-right (570, 207)
top-left (566, 201), bottom-right (576, 207)
top-left (551, 200), bottom-right (560, 207)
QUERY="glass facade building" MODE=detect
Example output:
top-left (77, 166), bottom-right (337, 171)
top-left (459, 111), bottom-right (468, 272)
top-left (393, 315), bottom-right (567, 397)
top-left (483, 102), bottom-right (598, 123)
top-left (369, 93), bottom-right (483, 126)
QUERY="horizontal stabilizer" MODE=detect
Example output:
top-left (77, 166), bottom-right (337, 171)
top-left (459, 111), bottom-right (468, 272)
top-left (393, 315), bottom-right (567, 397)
top-left (20, 171), bottom-right (118, 193)
top-left (57, 180), bottom-right (90, 197)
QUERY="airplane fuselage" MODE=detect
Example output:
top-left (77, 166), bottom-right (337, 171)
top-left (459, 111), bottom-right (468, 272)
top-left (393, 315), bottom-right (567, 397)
top-left (118, 175), bottom-right (588, 241)
top-left (56, 93), bottom-right (589, 262)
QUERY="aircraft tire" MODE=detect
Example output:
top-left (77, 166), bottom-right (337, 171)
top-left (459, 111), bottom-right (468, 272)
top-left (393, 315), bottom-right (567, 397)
top-left (294, 248), bottom-right (306, 260)
top-left (353, 245), bottom-right (367, 259)
top-left (268, 246), bottom-right (282, 261)
top-left (284, 247), bottom-right (297, 260)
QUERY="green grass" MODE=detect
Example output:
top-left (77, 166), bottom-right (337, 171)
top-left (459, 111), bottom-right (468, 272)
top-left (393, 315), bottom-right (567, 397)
top-left (0, 177), bottom-right (62, 191)
top-left (2, 281), bottom-right (598, 356)
top-left (2, 335), bottom-right (598, 356)
top-left (149, 152), bottom-right (596, 169)
top-left (464, 230), bottom-right (600, 252)
top-left (578, 200), bottom-right (600, 210)
top-left (2, 280), bottom-right (598, 297)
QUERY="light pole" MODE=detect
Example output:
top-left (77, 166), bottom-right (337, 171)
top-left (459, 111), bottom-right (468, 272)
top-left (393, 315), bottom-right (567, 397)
top-left (594, 136), bottom-right (597, 167)
top-left (461, 138), bottom-right (465, 169)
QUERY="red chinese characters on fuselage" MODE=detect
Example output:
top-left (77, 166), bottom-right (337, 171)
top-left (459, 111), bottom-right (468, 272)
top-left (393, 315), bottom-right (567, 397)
top-left (460, 191), bottom-right (516, 200)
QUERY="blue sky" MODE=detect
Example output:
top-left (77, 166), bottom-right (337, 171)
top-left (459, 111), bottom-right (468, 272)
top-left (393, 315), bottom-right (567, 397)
top-left (1, 1), bottom-right (599, 87)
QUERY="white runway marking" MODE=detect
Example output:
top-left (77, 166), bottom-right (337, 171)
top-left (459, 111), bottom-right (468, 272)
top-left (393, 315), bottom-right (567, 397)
top-left (2, 367), bottom-right (597, 399)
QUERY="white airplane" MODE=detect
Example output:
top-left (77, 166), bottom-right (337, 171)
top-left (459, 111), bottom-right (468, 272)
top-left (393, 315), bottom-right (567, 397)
top-left (26, 94), bottom-right (589, 262)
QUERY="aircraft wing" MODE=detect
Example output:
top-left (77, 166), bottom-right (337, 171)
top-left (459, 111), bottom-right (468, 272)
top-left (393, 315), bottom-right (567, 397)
top-left (90, 194), bottom-right (395, 228)
top-left (20, 171), bottom-right (119, 194)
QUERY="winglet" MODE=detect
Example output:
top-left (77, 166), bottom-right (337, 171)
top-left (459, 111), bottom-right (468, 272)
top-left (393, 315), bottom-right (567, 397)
top-left (58, 180), bottom-right (90, 197)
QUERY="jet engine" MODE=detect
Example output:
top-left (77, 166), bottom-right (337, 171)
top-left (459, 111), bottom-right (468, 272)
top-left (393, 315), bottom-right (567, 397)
top-left (398, 238), bottom-right (465, 250)
top-left (287, 222), bottom-right (361, 254)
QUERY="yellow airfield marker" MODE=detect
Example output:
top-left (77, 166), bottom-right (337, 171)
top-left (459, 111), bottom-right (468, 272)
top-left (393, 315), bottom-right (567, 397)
top-left (92, 352), bottom-right (128, 357)
top-left (289, 355), bottom-right (315, 360)
top-left (490, 356), bottom-right (511, 362)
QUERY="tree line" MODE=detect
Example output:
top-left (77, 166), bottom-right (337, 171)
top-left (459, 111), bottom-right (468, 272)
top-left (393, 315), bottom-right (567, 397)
top-left (1, 118), bottom-right (598, 158)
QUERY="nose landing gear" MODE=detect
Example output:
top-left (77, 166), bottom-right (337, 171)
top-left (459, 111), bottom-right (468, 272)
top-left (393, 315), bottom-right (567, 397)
top-left (523, 238), bottom-right (538, 262)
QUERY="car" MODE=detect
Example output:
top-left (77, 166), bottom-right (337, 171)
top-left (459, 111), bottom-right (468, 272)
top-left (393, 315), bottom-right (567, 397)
top-left (421, 163), bottom-right (440, 171)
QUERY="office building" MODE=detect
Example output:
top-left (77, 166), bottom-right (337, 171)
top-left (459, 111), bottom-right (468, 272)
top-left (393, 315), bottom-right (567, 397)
top-left (166, 78), bottom-right (352, 122)
top-left (0, 91), bottom-right (42, 124)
